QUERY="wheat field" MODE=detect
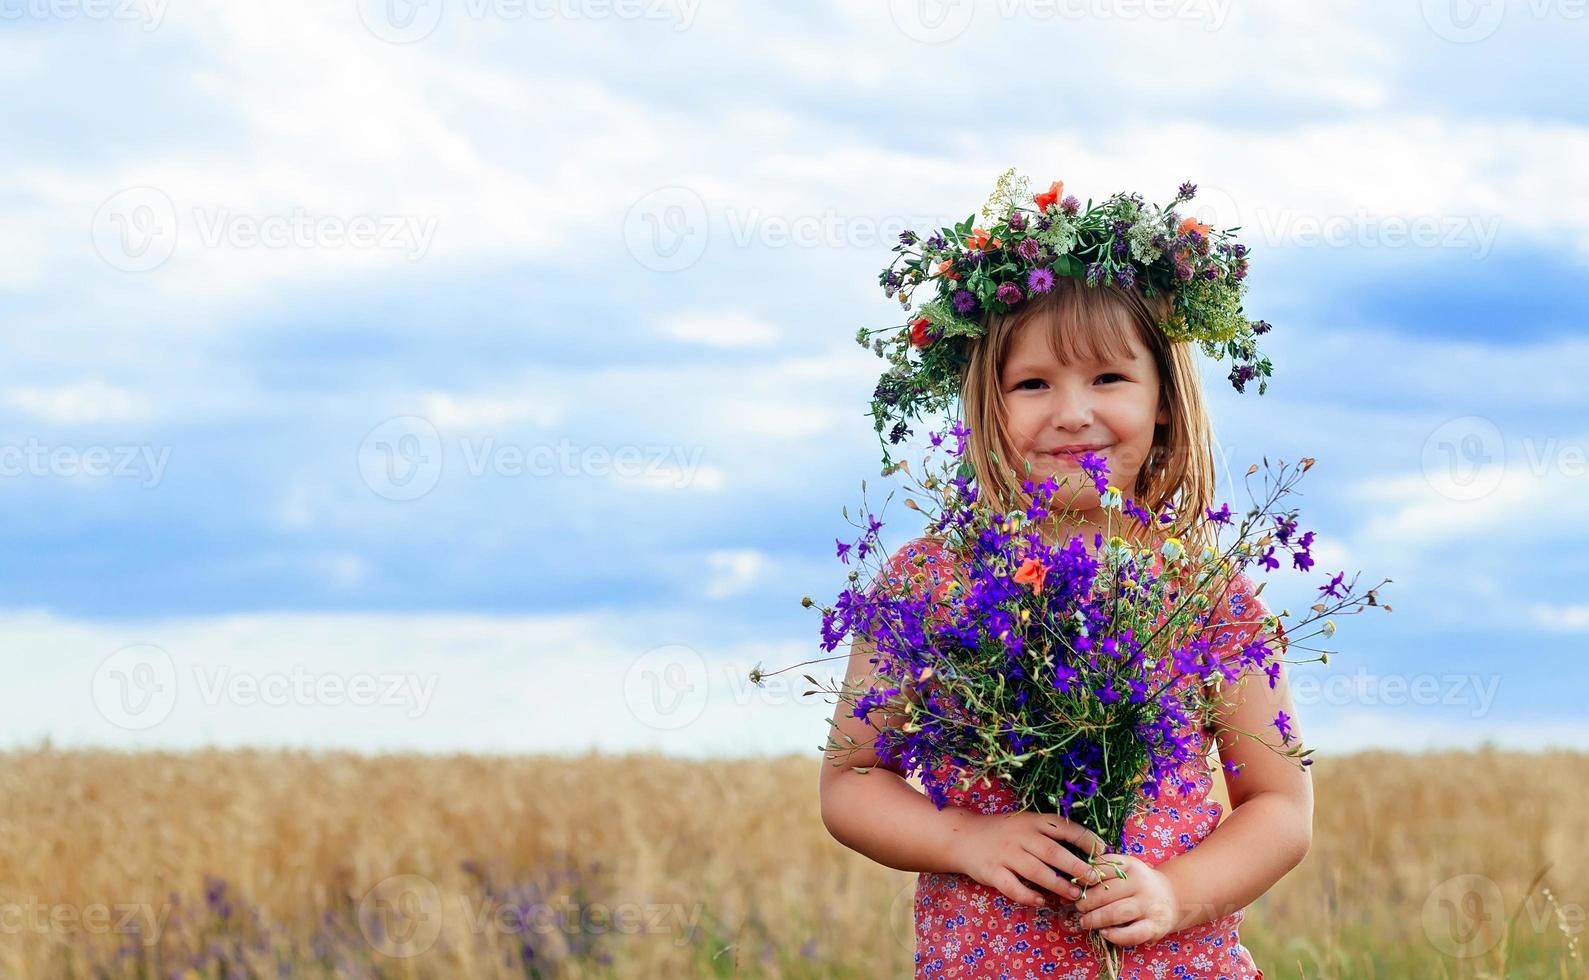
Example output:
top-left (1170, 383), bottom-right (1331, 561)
top-left (0, 746), bottom-right (1582, 979)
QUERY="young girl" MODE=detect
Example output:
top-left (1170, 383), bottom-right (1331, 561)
top-left (820, 273), bottom-right (1311, 978)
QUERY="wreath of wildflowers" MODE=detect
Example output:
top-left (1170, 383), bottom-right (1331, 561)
top-left (863, 168), bottom-right (1275, 471)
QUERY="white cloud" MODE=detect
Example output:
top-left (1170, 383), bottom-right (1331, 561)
top-left (0, 607), bottom-right (828, 757)
top-left (1308, 708), bottom-right (1589, 755)
top-left (4, 381), bottom-right (154, 425)
top-left (654, 309), bottom-right (781, 349)
top-left (703, 549), bottom-right (769, 599)
top-left (419, 390), bottom-right (566, 430)
top-left (1528, 603), bottom-right (1589, 633)
top-left (728, 402), bottom-right (845, 438)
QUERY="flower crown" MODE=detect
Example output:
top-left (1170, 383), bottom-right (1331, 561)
top-left (861, 168), bottom-right (1274, 471)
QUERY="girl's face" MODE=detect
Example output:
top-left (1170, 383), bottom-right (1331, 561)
top-left (999, 314), bottom-right (1169, 512)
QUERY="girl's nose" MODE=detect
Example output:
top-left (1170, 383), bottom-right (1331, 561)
top-left (1047, 384), bottom-right (1094, 430)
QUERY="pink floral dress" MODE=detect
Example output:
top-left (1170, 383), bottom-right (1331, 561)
top-left (876, 536), bottom-right (1271, 980)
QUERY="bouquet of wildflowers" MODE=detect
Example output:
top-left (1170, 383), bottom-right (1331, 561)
top-left (753, 421), bottom-right (1390, 970)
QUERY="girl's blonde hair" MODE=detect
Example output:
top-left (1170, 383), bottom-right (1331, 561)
top-left (955, 275), bottom-right (1220, 555)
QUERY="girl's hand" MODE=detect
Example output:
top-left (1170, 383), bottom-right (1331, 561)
top-left (949, 810), bottom-right (1110, 910)
top-left (1073, 853), bottom-right (1181, 947)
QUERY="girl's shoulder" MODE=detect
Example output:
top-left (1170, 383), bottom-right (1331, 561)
top-left (874, 534), bottom-right (964, 599)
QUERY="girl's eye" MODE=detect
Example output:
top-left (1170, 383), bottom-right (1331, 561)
top-left (1014, 375), bottom-right (1124, 390)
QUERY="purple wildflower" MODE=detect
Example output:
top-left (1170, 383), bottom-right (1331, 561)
top-left (1076, 451), bottom-right (1110, 493)
top-left (952, 289), bottom-right (978, 315)
top-left (995, 281), bottom-right (1023, 305)
top-left (1026, 266), bottom-right (1054, 294)
top-left (1319, 570), bottom-right (1346, 599)
top-left (1273, 710), bottom-right (1295, 744)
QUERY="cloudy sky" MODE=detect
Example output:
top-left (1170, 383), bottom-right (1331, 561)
top-left (1, 0), bottom-right (1584, 758)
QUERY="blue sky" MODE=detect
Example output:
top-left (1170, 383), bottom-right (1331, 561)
top-left (1, 0), bottom-right (1585, 757)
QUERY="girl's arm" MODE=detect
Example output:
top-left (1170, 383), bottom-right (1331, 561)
top-left (1155, 654), bottom-right (1314, 929)
top-left (817, 630), bottom-right (982, 875)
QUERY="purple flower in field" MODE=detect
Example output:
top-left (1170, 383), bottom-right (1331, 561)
top-left (1178, 181), bottom-right (1197, 201)
top-left (1060, 195), bottom-right (1080, 216)
top-left (1026, 266), bottom-right (1055, 294)
top-left (1206, 502), bottom-right (1232, 526)
top-left (996, 281), bottom-right (1024, 305)
top-left (1113, 265), bottom-right (1136, 289)
top-left (1273, 709), bottom-right (1295, 744)
top-left (1259, 545), bottom-right (1278, 571)
top-left (835, 539), bottom-right (853, 564)
top-left (1085, 261), bottom-right (1105, 287)
top-left (1007, 210), bottom-right (1028, 232)
top-left (952, 289), bottom-right (978, 315)
top-left (899, 230), bottom-right (918, 246)
top-left (1015, 237), bottom-right (1041, 262)
top-left (926, 233), bottom-right (947, 251)
top-left (1253, 319), bottom-right (1272, 334)
top-left (1264, 662), bottom-right (1281, 689)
